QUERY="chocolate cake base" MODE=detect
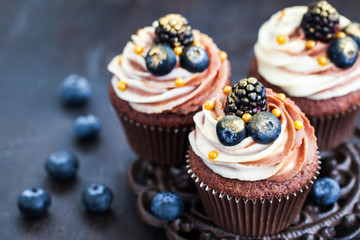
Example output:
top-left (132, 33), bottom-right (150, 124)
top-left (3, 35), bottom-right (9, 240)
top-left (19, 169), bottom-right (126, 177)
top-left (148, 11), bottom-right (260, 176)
top-left (127, 136), bottom-right (360, 239)
top-left (248, 57), bottom-right (360, 151)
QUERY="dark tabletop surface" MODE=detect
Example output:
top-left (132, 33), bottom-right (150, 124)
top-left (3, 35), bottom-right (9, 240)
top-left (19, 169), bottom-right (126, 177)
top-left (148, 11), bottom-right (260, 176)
top-left (1, 0), bottom-right (360, 239)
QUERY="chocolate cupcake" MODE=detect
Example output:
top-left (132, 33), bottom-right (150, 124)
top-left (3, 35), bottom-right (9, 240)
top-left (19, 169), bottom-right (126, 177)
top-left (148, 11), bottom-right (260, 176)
top-left (108, 14), bottom-right (231, 165)
top-left (249, 1), bottom-right (360, 151)
top-left (187, 78), bottom-right (320, 236)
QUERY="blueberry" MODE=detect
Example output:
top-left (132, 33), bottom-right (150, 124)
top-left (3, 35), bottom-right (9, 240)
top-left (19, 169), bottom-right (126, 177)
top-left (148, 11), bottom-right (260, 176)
top-left (45, 151), bottom-right (79, 180)
top-left (248, 111), bottom-right (281, 144)
top-left (74, 114), bottom-right (101, 139)
top-left (81, 184), bottom-right (113, 213)
top-left (216, 115), bottom-right (247, 146)
top-left (180, 46), bottom-right (209, 73)
top-left (343, 23), bottom-right (360, 48)
top-left (145, 44), bottom-right (176, 76)
top-left (327, 37), bottom-right (359, 69)
top-left (150, 192), bottom-right (184, 221)
top-left (311, 177), bottom-right (341, 206)
top-left (17, 188), bottom-right (51, 218)
top-left (60, 74), bottom-right (91, 106)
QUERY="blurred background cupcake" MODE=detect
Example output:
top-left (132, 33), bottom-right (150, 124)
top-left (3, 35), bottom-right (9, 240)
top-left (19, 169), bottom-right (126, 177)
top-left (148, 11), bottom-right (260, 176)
top-left (188, 77), bottom-right (319, 236)
top-left (108, 13), bottom-right (231, 165)
top-left (249, 1), bottom-right (360, 151)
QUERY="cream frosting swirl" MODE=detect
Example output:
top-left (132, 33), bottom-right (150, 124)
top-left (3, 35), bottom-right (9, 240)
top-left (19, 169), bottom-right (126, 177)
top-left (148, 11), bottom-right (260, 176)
top-left (254, 6), bottom-right (360, 100)
top-left (189, 89), bottom-right (317, 181)
top-left (108, 26), bottom-right (230, 114)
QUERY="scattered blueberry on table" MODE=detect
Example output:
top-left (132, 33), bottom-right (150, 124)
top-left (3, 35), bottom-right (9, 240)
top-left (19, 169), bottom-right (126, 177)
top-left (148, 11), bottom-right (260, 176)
top-left (180, 46), bottom-right (209, 73)
top-left (150, 192), bottom-right (184, 221)
top-left (311, 177), bottom-right (341, 206)
top-left (81, 184), bottom-right (113, 213)
top-left (74, 114), bottom-right (101, 140)
top-left (17, 188), bottom-right (51, 218)
top-left (145, 45), bottom-right (177, 76)
top-left (45, 151), bottom-right (79, 181)
top-left (60, 74), bottom-right (91, 106)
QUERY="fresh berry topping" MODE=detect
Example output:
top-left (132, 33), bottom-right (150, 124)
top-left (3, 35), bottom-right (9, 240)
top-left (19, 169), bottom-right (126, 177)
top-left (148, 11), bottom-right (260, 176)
top-left (311, 177), bottom-right (340, 206)
top-left (301, 1), bottom-right (340, 42)
top-left (248, 112), bottom-right (281, 144)
top-left (82, 184), bottom-right (113, 213)
top-left (180, 46), bottom-right (209, 73)
top-left (45, 151), bottom-right (79, 181)
top-left (74, 114), bottom-right (101, 140)
top-left (224, 77), bottom-right (267, 118)
top-left (327, 37), bottom-right (359, 69)
top-left (153, 14), bottom-right (193, 48)
top-left (150, 192), bottom-right (184, 221)
top-left (17, 188), bottom-right (51, 218)
top-left (343, 23), bottom-right (360, 48)
top-left (216, 115), bottom-right (247, 146)
top-left (145, 44), bottom-right (176, 76)
top-left (60, 74), bottom-right (91, 106)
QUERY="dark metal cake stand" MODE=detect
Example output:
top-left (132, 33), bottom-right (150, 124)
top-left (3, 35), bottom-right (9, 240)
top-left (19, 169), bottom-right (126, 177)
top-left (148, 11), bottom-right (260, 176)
top-left (127, 137), bottom-right (360, 240)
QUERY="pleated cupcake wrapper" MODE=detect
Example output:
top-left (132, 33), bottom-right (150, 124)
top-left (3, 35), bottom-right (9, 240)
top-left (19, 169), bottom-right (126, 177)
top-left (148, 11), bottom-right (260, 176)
top-left (309, 102), bottom-right (360, 151)
top-left (118, 114), bottom-right (193, 166)
top-left (186, 155), bottom-right (321, 237)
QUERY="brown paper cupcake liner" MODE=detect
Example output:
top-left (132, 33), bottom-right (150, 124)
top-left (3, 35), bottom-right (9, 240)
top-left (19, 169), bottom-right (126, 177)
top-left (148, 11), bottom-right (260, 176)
top-left (186, 156), bottom-right (321, 237)
top-left (119, 114), bottom-right (193, 165)
top-left (310, 102), bottom-right (360, 151)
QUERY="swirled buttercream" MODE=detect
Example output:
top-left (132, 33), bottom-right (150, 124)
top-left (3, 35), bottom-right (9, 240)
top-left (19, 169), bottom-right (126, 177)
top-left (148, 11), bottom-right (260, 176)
top-left (108, 27), bottom-right (230, 114)
top-left (189, 89), bottom-right (317, 181)
top-left (254, 6), bottom-right (360, 100)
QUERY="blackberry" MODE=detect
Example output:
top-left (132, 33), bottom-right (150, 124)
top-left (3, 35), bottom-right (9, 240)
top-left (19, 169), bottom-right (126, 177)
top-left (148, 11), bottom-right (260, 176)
top-left (153, 14), bottom-right (193, 48)
top-left (301, 1), bottom-right (340, 43)
top-left (225, 77), bottom-right (267, 118)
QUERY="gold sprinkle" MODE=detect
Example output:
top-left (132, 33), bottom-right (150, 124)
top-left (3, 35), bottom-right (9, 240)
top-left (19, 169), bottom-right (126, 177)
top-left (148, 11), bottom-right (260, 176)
top-left (318, 56), bottom-right (328, 66)
top-left (223, 86), bottom-right (232, 94)
top-left (305, 40), bottom-right (316, 50)
top-left (174, 46), bottom-right (183, 56)
top-left (136, 28), bottom-right (142, 36)
top-left (193, 41), bottom-right (201, 47)
top-left (242, 113), bottom-right (252, 123)
top-left (217, 116), bottom-right (224, 121)
top-left (204, 100), bottom-right (215, 111)
top-left (208, 151), bottom-right (218, 160)
top-left (117, 81), bottom-right (127, 91)
top-left (118, 55), bottom-right (123, 65)
top-left (271, 108), bottom-right (281, 118)
top-left (278, 93), bottom-right (286, 100)
top-left (336, 31), bottom-right (346, 38)
top-left (294, 120), bottom-right (304, 130)
top-left (133, 45), bottom-right (144, 55)
top-left (276, 34), bottom-right (286, 45)
top-left (219, 51), bottom-right (228, 62)
top-left (175, 78), bottom-right (184, 87)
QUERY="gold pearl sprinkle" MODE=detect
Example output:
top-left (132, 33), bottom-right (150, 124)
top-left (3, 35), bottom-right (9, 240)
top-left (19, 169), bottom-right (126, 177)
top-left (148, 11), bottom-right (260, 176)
top-left (276, 34), bottom-right (286, 45)
top-left (219, 51), bottom-right (228, 62)
top-left (223, 86), bottom-right (232, 94)
top-left (118, 55), bottom-right (123, 65)
top-left (305, 40), bottom-right (316, 50)
top-left (318, 56), bottom-right (328, 66)
top-left (174, 46), bottom-right (183, 56)
top-left (193, 41), bottom-right (201, 47)
top-left (136, 28), bottom-right (142, 36)
top-left (271, 108), bottom-right (281, 118)
top-left (280, 10), bottom-right (286, 19)
top-left (208, 151), bottom-right (218, 160)
top-left (336, 31), bottom-right (346, 38)
top-left (294, 120), bottom-right (303, 130)
top-left (217, 116), bottom-right (224, 121)
top-left (175, 78), bottom-right (184, 87)
top-left (242, 113), bottom-right (252, 123)
top-left (133, 45), bottom-right (144, 55)
top-left (117, 81), bottom-right (127, 91)
top-left (278, 93), bottom-right (286, 100)
top-left (204, 100), bottom-right (215, 111)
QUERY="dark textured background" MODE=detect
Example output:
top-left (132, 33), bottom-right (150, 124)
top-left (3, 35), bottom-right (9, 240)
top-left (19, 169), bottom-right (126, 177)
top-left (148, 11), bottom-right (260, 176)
top-left (1, 0), bottom-right (359, 239)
